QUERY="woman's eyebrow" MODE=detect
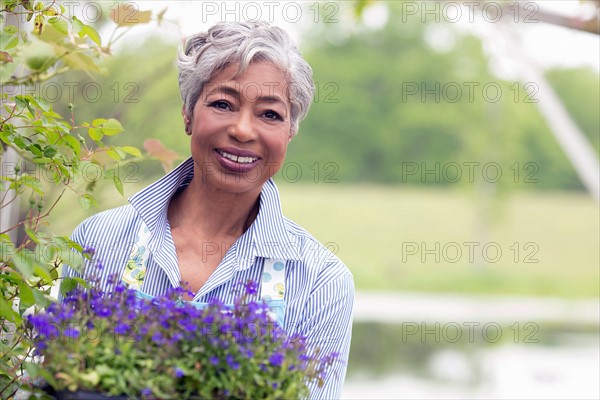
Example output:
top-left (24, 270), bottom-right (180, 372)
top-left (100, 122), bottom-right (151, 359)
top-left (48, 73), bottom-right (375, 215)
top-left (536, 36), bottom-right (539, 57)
top-left (205, 84), bottom-right (240, 98)
top-left (205, 84), bottom-right (287, 106)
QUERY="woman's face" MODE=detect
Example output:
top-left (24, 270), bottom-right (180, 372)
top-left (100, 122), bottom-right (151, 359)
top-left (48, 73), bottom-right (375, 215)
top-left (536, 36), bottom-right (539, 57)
top-left (187, 62), bottom-right (292, 195)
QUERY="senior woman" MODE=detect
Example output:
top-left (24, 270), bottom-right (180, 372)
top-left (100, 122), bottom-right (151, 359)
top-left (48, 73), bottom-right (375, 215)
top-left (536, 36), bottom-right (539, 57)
top-left (61, 21), bottom-right (354, 398)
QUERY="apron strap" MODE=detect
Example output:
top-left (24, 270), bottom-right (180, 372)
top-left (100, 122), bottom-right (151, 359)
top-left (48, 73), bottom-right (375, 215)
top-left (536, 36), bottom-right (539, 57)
top-left (260, 258), bottom-right (286, 300)
top-left (121, 221), bottom-right (151, 291)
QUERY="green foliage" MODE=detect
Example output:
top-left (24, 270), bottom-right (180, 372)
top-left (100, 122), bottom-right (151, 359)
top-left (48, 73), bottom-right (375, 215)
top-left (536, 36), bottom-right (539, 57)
top-left (287, 2), bottom-right (592, 191)
top-left (0, 2), bottom-right (164, 397)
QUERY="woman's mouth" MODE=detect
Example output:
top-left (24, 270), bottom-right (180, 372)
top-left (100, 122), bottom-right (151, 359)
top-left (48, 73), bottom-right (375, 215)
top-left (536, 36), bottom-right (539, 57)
top-left (216, 149), bottom-right (259, 164)
top-left (214, 148), bottom-right (261, 173)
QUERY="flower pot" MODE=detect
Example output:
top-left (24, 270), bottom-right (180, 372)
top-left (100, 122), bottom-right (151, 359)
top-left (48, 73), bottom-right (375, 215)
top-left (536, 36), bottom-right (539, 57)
top-left (40, 385), bottom-right (128, 400)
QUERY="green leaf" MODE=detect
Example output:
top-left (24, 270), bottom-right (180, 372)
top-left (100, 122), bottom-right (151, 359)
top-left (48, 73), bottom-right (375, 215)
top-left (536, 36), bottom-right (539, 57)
top-left (12, 250), bottom-right (35, 278)
top-left (30, 96), bottom-right (50, 112)
top-left (78, 370), bottom-right (100, 386)
top-left (88, 127), bottom-right (102, 141)
top-left (37, 24), bottom-right (65, 43)
top-left (19, 175), bottom-right (44, 194)
top-left (78, 193), bottom-right (96, 211)
top-left (62, 134), bottom-right (81, 156)
top-left (43, 145), bottom-right (58, 157)
top-left (121, 145), bottom-right (142, 158)
top-left (5, 35), bottom-right (19, 50)
top-left (101, 119), bottom-right (124, 136)
top-left (48, 17), bottom-right (68, 35)
top-left (59, 277), bottom-right (78, 296)
top-left (113, 174), bottom-right (123, 196)
top-left (92, 118), bottom-right (107, 127)
top-left (81, 25), bottom-right (101, 47)
top-left (32, 286), bottom-right (50, 306)
top-left (0, 298), bottom-right (20, 323)
top-left (28, 143), bottom-right (43, 157)
top-left (3, 24), bottom-right (18, 34)
top-left (106, 146), bottom-right (125, 160)
top-left (56, 236), bottom-right (83, 253)
top-left (33, 264), bottom-right (53, 283)
top-left (24, 228), bottom-right (40, 243)
top-left (72, 16), bottom-right (84, 35)
top-left (13, 136), bottom-right (27, 149)
top-left (24, 361), bottom-right (57, 387)
top-left (15, 95), bottom-right (30, 110)
top-left (73, 276), bottom-right (90, 288)
top-left (32, 156), bottom-right (53, 164)
top-left (18, 282), bottom-right (35, 308)
top-left (62, 51), bottom-right (101, 72)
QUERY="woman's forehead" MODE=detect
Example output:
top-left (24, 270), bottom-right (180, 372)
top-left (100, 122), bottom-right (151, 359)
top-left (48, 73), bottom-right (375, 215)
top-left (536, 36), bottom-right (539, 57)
top-left (204, 62), bottom-right (290, 103)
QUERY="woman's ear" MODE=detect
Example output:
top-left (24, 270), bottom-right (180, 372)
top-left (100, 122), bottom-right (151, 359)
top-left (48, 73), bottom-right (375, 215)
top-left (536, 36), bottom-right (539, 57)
top-left (182, 106), bottom-right (192, 135)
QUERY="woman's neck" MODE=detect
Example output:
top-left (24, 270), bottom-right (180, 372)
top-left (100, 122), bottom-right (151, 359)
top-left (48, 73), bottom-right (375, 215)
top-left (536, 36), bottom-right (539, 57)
top-left (167, 175), bottom-right (261, 239)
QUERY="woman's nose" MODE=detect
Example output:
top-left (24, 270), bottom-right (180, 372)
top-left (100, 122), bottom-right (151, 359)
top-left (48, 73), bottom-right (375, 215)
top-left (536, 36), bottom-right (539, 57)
top-left (228, 109), bottom-right (256, 142)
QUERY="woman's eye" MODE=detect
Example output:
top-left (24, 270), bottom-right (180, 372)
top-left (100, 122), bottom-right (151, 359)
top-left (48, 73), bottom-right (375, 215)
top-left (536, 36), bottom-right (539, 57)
top-left (210, 100), bottom-right (230, 110)
top-left (263, 110), bottom-right (282, 121)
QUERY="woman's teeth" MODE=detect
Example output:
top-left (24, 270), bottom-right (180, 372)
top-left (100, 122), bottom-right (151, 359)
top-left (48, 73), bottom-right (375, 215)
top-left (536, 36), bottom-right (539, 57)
top-left (218, 150), bottom-right (258, 164)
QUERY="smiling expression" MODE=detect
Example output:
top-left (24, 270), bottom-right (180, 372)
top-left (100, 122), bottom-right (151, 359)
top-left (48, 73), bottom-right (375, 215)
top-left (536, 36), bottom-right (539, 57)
top-left (186, 62), bottom-right (292, 195)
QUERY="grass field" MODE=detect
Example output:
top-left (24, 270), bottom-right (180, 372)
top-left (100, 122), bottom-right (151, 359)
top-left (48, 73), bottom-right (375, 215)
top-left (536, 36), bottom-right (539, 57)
top-left (277, 183), bottom-right (599, 298)
top-left (49, 181), bottom-right (599, 298)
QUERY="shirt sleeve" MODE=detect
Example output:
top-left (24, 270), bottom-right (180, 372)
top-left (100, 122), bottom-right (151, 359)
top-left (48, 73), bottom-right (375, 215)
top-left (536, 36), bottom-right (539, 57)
top-left (299, 271), bottom-right (354, 399)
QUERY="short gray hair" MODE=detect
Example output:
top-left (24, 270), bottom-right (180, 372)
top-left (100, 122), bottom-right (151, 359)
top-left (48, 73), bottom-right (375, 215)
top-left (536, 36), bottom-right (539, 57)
top-left (177, 21), bottom-right (314, 136)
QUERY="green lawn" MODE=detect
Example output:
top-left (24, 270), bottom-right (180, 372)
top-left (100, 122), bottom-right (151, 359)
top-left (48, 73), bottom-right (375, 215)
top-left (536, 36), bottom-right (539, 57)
top-left (49, 181), bottom-right (599, 298)
top-left (277, 183), bottom-right (599, 298)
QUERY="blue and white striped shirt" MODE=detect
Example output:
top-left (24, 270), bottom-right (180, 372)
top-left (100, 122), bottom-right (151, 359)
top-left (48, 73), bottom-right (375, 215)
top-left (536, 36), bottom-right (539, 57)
top-left (61, 157), bottom-right (354, 399)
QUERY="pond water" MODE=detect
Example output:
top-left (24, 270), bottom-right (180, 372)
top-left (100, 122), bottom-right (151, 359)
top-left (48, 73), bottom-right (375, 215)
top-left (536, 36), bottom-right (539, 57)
top-left (342, 322), bottom-right (599, 399)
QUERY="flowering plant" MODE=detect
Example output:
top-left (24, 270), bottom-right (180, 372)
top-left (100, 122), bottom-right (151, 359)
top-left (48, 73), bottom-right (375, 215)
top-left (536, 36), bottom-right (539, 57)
top-left (24, 278), bottom-right (337, 399)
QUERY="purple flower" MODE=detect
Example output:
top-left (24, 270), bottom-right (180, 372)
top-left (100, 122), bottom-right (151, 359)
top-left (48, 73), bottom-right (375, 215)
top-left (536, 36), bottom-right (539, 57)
top-left (209, 356), bottom-right (219, 366)
top-left (174, 367), bottom-right (184, 378)
top-left (64, 326), bottom-right (80, 339)
top-left (269, 352), bottom-right (285, 367)
top-left (141, 387), bottom-right (152, 397)
top-left (244, 280), bottom-right (258, 295)
top-left (321, 351), bottom-right (340, 364)
top-left (114, 323), bottom-right (129, 335)
top-left (28, 314), bottom-right (60, 340)
top-left (83, 246), bottom-right (95, 255)
top-left (169, 332), bottom-right (184, 344)
top-left (226, 354), bottom-right (240, 370)
top-left (151, 331), bottom-right (164, 344)
top-left (220, 323), bottom-right (231, 334)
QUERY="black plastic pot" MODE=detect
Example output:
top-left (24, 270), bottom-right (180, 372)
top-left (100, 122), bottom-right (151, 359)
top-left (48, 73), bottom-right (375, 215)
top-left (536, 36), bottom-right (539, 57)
top-left (40, 384), bottom-right (128, 400)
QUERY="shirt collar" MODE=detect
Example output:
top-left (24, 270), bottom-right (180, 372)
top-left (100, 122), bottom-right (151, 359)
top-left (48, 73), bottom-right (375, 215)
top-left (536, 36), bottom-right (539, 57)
top-left (128, 157), bottom-right (300, 265)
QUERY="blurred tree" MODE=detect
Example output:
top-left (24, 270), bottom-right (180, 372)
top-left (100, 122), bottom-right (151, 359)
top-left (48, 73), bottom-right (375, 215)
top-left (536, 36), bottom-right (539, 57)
top-left (42, 2), bottom-right (598, 191)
